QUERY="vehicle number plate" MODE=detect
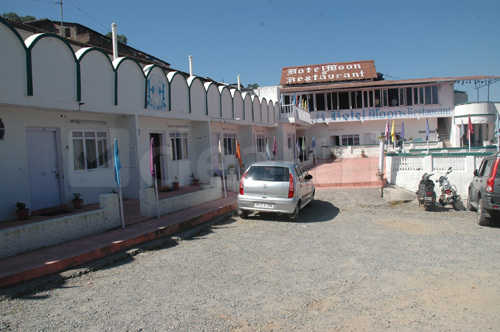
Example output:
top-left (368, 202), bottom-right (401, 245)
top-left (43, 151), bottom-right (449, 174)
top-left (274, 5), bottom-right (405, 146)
top-left (424, 197), bottom-right (433, 201)
top-left (254, 203), bottom-right (274, 209)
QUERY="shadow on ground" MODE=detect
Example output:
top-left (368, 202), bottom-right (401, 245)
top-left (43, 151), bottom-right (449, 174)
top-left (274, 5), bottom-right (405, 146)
top-left (247, 200), bottom-right (339, 223)
top-left (0, 213), bottom-right (237, 300)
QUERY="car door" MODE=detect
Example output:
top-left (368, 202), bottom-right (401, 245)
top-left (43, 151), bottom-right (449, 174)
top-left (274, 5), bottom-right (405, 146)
top-left (295, 166), bottom-right (306, 201)
top-left (299, 166), bottom-right (313, 199)
top-left (472, 159), bottom-right (489, 202)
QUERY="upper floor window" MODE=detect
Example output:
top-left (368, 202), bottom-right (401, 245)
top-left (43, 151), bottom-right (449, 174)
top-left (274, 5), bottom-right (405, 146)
top-left (72, 130), bottom-right (108, 171)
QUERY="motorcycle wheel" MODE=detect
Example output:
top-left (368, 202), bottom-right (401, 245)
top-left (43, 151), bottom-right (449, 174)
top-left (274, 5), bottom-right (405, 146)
top-left (424, 204), bottom-right (433, 211)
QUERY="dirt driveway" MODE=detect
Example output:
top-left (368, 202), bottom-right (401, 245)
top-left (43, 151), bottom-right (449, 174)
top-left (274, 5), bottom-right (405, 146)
top-left (1, 188), bottom-right (500, 331)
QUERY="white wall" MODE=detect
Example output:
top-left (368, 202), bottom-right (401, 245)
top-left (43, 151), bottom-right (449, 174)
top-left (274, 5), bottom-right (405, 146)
top-left (220, 87), bottom-right (232, 120)
top-left (255, 85), bottom-right (279, 103)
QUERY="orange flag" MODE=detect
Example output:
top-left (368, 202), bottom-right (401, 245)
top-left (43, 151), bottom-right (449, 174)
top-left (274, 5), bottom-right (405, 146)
top-left (235, 139), bottom-right (243, 169)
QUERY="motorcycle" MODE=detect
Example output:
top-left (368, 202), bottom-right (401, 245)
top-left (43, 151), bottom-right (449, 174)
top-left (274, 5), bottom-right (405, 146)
top-left (417, 172), bottom-right (436, 211)
top-left (437, 167), bottom-right (463, 210)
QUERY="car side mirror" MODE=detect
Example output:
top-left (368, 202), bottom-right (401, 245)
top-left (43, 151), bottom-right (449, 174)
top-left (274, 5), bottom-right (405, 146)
top-left (305, 174), bottom-right (313, 180)
top-left (473, 169), bottom-right (479, 176)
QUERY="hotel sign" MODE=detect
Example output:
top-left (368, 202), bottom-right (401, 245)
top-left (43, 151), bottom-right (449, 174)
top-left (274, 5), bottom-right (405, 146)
top-left (281, 60), bottom-right (377, 85)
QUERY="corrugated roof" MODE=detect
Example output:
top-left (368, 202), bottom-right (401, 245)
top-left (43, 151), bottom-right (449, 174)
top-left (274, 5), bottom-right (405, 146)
top-left (280, 75), bottom-right (500, 93)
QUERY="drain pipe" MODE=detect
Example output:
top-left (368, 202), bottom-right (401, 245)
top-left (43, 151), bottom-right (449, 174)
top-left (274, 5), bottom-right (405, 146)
top-left (111, 22), bottom-right (118, 60)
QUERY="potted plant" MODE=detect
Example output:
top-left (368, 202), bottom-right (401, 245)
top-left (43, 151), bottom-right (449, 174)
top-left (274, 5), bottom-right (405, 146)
top-left (191, 173), bottom-right (200, 186)
top-left (16, 202), bottom-right (30, 220)
top-left (172, 176), bottom-right (180, 190)
top-left (72, 193), bottom-right (84, 209)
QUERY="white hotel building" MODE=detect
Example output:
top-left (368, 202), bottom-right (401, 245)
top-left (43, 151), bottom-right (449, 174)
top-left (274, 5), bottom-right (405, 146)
top-left (256, 60), bottom-right (500, 161)
top-left (0, 15), bottom-right (499, 222)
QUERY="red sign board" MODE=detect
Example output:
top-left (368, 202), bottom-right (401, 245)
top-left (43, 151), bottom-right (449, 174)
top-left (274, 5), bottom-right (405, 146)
top-left (281, 60), bottom-right (377, 85)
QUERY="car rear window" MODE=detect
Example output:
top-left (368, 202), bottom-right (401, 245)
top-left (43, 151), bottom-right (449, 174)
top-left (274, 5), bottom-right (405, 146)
top-left (247, 166), bottom-right (290, 182)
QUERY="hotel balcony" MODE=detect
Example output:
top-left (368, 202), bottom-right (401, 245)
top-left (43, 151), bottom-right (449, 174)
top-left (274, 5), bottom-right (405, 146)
top-left (279, 105), bottom-right (312, 125)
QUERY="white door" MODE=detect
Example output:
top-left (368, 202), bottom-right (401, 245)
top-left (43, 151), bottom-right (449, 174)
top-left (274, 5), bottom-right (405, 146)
top-left (27, 128), bottom-right (61, 210)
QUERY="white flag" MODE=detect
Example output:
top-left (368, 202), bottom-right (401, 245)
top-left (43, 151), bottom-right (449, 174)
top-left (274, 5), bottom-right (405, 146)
top-left (218, 136), bottom-right (222, 154)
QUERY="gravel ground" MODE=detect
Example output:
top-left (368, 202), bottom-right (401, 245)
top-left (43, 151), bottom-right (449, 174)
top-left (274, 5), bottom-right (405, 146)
top-left (1, 188), bottom-right (500, 331)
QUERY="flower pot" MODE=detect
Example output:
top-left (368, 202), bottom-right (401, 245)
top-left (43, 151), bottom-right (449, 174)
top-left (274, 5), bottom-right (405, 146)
top-left (16, 208), bottom-right (30, 220)
top-left (73, 198), bottom-right (84, 209)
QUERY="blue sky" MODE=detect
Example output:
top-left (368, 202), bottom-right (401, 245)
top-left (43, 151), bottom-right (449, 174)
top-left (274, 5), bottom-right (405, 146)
top-left (3, 0), bottom-right (500, 100)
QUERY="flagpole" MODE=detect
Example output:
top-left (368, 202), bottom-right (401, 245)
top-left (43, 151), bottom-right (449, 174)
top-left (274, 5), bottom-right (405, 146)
top-left (153, 164), bottom-right (160, 219)
top-left (113, 138), bottom-right (125, 229)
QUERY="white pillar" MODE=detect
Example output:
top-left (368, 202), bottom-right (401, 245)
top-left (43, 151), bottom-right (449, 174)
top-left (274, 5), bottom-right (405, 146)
top-left (111, 22), bottom-right (118, 60)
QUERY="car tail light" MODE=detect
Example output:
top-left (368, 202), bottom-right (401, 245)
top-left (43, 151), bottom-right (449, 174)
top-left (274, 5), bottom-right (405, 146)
top-left (239, 171), bottom-right (248, 195)
top-left (426, 191), bottom-right (433, 196)
top-left (288, 172), bottom-right (294, 198)
top-left (486, 159), bottom-right (500, 192)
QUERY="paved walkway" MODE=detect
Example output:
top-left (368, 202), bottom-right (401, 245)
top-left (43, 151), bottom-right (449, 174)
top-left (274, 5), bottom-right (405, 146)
top-left (0, 193), bottom-right (237, 288)
top-left (310, 157), bottom-right (384, 188)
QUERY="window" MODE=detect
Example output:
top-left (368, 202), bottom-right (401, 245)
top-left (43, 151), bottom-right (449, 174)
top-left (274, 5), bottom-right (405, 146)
top-left (339, 92), bottom-right (349, 110)
top-left (170, 133), bottom-right (188, 160)
top-left (419, 87), bottom-right (424, 104)
top-left (72, 130), bottom-right (108, 170)
top-left (316, 93), bottom-right (325, 111)
top-left (388, 88), bottom-right (399, 106)
top-left (328, 92), bottom-right (338, 110)
top-left (375, 90), bottom-right (381, 107)
top-left (431, 85), bottom-right (439, 104)
top-left (284, 95), bottom-right (290, 105)
top-left (425, 86), bottom-right (432, 104)
top-left (413, 87), bottom-right (419, 104)
top-left (351, 91), bottom-right (362, 109)
top-left (383, 89), bottom-right (388, 107)
top-left (399, 88), bottom-right (405, 106)
top-left (341, 134), bottom-right (360, 146)
top-left (223, 134), bottom-right (236, 155)
top-left (369, 90), bottom-right (374, 107)
top-left (257, 135), bottom-right (266, 153)
top-left (406, 87), bottom-right (413, 106)
top-left (247, 166), bottom-right (289, 182)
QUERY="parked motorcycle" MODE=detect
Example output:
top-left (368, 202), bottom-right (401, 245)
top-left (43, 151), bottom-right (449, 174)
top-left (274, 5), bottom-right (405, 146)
top-left (437, 167), bottom-right (463, 210)
top-left (417, 172), bottom-right (436, 211)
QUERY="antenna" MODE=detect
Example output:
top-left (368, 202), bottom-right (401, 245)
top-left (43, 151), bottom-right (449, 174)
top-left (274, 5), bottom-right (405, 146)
top-left (55, 0), bottom-right (64, 36)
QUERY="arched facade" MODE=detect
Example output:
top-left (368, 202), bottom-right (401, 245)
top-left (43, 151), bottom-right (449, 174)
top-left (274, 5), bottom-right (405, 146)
top-left (167, 71), bottom-right (189, 114)
top-left (144, 65), bottom-right (168, 112)
top-left (220, 86), bottom-right (233, 119)
top-left (206, 82), bottom-right (220, 118)
top-left (188, 76), bottom-right (206, 119)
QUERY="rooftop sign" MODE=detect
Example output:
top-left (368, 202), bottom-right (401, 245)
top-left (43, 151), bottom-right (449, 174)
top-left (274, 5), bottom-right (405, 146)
top-left (281, 60), bottom-right (377, 85)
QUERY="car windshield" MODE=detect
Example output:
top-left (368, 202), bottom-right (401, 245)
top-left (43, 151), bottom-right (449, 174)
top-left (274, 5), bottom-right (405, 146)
top-left (247, 166), bottom-right (289, 182)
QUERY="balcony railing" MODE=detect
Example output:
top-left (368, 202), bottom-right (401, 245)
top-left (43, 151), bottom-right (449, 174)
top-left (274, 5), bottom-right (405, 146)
top-left (279, 104), bottom-right (312, 124)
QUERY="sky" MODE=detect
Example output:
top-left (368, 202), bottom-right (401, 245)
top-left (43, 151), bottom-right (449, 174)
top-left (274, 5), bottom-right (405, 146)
top-left (3, 0), bottom-right (500, 100)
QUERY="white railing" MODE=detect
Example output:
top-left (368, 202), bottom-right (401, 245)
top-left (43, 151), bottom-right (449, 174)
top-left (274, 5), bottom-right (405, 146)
top-left (279, 104), bottom-right (312, 124)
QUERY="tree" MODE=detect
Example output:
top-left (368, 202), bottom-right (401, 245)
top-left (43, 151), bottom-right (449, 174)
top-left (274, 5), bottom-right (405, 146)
top-left (105, 32), bottom-right (128, 45)
top-left (247, 83), bottom-right (259, 89)
top-left (2, 12), bottom-right (36, 23)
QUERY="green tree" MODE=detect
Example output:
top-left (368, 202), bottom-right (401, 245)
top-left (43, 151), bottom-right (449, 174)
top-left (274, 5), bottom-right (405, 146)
top-left (247, 83), bottom-right (259, 89)
top-left (105, 32), bottom-right (128, 45)
top-left (2, 12), bottom-right (36, 23)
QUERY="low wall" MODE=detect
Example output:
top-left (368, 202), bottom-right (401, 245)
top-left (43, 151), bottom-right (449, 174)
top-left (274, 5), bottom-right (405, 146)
top-left (140, 179), bottom-right (223, 217)
top-left (0, 193), bottom-right (120, 259)
top-left (386, 153), bottom-right (493, 198)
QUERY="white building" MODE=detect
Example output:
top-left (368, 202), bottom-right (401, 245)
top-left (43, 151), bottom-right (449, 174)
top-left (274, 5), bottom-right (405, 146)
top-left (0, 17), bottom-right (282, 221)
top-left (256, 60), bottom-right (500, 160)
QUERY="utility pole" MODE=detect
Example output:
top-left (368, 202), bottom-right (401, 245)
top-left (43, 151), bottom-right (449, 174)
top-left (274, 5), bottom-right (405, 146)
top-left (55, 0), bottom-right (64, 36)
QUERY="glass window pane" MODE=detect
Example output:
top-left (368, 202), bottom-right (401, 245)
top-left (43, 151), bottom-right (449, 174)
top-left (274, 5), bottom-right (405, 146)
top-left (332, 92), bottom-right (338, 110)
top-left (414, 87), bottom-right (419, 104)
top-left (354, 135), bottom-right (360, 145)
top-left (419, 87), bottom-right (424, 104)
top-left (72, 131), bottom-right (83, 138)
top-left (432, 86), bottom-right (439, 104)
top-left (383, 89), bottom-right (388, 107)
top-left (327, 93), bottom-right (332, 110)
top-left (363, 91), bottom-right (368, 108)
top-left (247, 166), bottom-right (289, 182)
top-left (316, 93), bottom-right (325, 111)
top-left (425, 86), bottom-right (432, 104)
top-left (73, 139), bottom-right (85, 170)
top-left (406, 87), bottom-right (413, 106)
top-left (369, 90), bottom-right (374, 107)
top-left (388, 88), bottom-right (399, 106)
top-left (399, 88), bottom-right (405, 105)
top-left (375, 90), bottom-right (381, 107)
top-left (176, 138), bottom-right (182, 160)
top-left (339, 92), bottom-right (349, 110)
top-left (85, 132), bottom-right (95, 138)
top-left (171, 138), bottom-right (176, 160)
top-left (98, 140), bottom-right (105, 166)
top-left (85, 139), bottom-right (97, 169)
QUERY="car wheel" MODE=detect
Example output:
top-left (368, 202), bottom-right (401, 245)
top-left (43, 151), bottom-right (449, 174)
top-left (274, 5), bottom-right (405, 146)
top-left (477, 197), bottom-right (490, 226)
top-left (239, 209), bottom-right (249, 219)
top-left (467, 188), bottom-right (476, 211)
top-left (290, 203), bottom-right (300, 221)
